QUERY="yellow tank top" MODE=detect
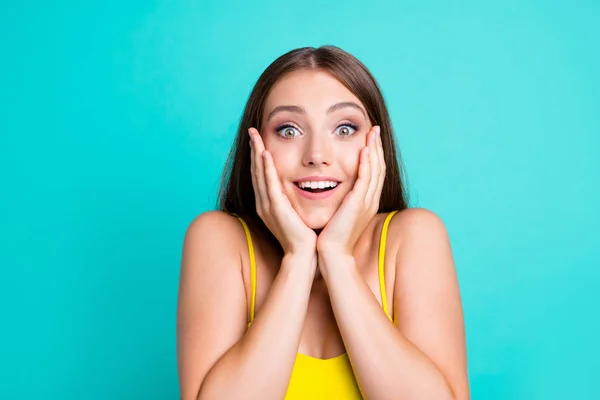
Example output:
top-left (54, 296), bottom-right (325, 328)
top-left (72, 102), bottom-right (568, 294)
top-left (235, 211), bottom-right (399, 399)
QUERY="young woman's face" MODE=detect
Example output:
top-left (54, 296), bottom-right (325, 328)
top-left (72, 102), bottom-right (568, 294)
top-left (260, 69), bottom-right (373, 229)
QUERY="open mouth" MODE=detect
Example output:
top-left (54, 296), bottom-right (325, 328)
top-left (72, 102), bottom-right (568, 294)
top-left (294, 181), bottom-right (340, 193)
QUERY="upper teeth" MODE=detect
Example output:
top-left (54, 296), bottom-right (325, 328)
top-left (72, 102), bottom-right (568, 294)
top-left (298, 181), bottom-right (338, 189)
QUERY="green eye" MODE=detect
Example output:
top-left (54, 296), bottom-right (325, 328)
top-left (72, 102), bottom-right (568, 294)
top-left (276, 124), bottom-right (300, 139)
top-left (336, 123), bottom-right (359, 137)
top-left (339, 126), bottom-right (351, 136)
top-left (283, 127), bottom-right (297, 137)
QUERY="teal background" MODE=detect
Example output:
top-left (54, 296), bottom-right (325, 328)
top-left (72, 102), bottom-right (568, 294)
top-left (1, 0), bottom-right (598, 398)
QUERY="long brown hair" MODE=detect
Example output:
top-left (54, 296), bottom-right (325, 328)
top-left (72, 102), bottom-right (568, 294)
top-left (217, 45), bottom-right (410, 254)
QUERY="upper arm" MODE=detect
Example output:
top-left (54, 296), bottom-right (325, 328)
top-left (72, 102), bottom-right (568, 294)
top-left (392, 208), bottom-right (470, 399)
top-left (176, 211), bottom-right (248, 400)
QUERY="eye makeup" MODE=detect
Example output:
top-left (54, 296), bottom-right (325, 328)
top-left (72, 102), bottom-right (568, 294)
top-left (273, 121), bottom-right (362, 140)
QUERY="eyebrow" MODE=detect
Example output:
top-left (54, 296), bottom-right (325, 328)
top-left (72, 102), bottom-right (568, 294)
top-left (266, 101), bottom-right (367, 122)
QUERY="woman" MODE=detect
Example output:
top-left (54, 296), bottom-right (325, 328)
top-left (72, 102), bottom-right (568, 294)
top-left (177, 45), bottom-right (470, 399)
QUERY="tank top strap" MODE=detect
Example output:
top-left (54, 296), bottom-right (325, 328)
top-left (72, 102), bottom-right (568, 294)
top-left (233, 212), bottom-right (396, 327)
top-left (378, 210), bottom-right (399, 324)
top-left (231, 214), bottom-right (257, 325)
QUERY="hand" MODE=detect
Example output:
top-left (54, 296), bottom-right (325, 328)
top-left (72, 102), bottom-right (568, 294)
top-left (249, 127), bottom-right (318, 256)
top-left (317, 126), bottom-right (386, 256)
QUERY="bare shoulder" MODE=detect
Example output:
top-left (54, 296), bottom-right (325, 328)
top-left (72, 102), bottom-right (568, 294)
top-left (184, 210), bottom-right (246, 244)
top-left (179, 210), bottom-right (250, 294)
top-left (183, 210), bottom-right (249, 261)
top-left (177, 210), bottom-right (249, 399)
top-left (390, 207), bottom-right (447, 230)
top-left (179, 209), bottom-right (248, 302)
top-left (384, 208), bottom-right (459, 297)
top-left (388, 210), bottom-right (469, 399)
top-left (387, 207), bottom-right (450, 251)
top-left (387, 207), bottom-right (457, 297)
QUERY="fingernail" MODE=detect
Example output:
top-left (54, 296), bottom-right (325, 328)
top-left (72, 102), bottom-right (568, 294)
top-left (375, 126), bottom-right (381, 136)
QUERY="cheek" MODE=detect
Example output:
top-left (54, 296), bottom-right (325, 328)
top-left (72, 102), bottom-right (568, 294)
top-left (339, 146), bottom-right (363, 179)
top-left (265, 146), bottom-right (294, 180)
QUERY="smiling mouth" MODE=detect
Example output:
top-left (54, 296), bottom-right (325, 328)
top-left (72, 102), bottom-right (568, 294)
top-left (294, 182), bottom-right (340, 193)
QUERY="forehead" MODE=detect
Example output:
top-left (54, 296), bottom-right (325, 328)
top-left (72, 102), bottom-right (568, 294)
top-left (263, 69), bottom-right (364, 112)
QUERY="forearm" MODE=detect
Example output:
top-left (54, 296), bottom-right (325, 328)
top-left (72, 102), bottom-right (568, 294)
top-left (198, 253), bottom-right (315, 400)
top-left (320, 253), bottom-right (455, 400)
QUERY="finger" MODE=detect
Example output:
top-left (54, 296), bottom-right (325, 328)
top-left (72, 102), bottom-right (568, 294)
top-left (250, 128), bottom-right (269, 210)
top-left (365, 126), bottom-right (380, 208)
top-left (377, 126), bottom-right (385, 175)
top-left (353, 146), bottom-right (371, 205)
top-left (249, 129), bottom-right (261, 210)
top-left (375, 126), bottom-right (386, 205)
top-left (249, 129), bottom-right (265, 212)
top-left (262, 150), bottom-right (284, 206)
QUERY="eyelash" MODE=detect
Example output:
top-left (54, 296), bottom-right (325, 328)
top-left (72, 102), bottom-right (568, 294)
top-left (274, 122), bottom-right (360, 139)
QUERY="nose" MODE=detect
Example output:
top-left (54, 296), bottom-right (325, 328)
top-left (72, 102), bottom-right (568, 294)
top-left (301, 133), bottom-right (332, 167)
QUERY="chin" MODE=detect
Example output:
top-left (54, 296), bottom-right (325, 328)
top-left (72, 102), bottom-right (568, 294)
top-left (298, 208), bottom-right (333, 230)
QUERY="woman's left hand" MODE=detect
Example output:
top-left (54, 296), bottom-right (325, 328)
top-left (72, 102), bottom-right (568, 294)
top-left (316, 125), bottom-right (386, 257)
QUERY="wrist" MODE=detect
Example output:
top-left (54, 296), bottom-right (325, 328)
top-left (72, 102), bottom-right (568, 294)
top-left (316, 244), bottom-right (353, 259)
top-left (285, 241), bottom-right (316, 257)
top-left (316, 235), bottom-right (357, 254)
top-left (282, 251), bottom-right (317, 272)
top-left (317, 251), bottom-right (356, 282)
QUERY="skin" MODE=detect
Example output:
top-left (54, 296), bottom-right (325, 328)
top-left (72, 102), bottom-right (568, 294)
top-left (176, 69), bottom-right (470, 399)
top-left (259, 69), bottom-right (374, 232)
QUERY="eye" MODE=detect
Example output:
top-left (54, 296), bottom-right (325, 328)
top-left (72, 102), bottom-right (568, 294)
top-left (275, 124), bottom-right (301, 139)
top-left (336, 123), bottom-right (359, 137)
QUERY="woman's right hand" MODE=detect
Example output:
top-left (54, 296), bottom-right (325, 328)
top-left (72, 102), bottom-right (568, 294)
top-left (249, 127), bottom-right (317, 256)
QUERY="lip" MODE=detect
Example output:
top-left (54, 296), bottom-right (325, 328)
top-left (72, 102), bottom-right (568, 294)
top-left (293, 175), bottom-right (341, 183)
top-left (292, 182), bottom-right (341, 200)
